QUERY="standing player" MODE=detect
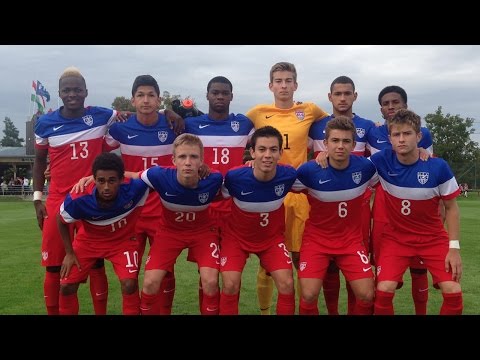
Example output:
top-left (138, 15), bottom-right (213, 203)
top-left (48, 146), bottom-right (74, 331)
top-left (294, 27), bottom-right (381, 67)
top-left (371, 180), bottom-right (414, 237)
top-left (138, 134), bottom-right (223, 315)
top-left (295, 116), bottom-right (377, 315)
top-left (308, 75), bottom-right (376, 315)
top-left (104, 75), bottom-right (177, 315)
top-left (184, 76), bottom-right (254, 308)
top-left (368, 85), bottom-right (433, 315)
top-left (219, 126), bottom-right (297, 315)
top-left (370, 109), bottom-right (462, 315)
top-left (246, 61), bottom-right (329, 315)
top-left (33, 67), bottom-right (117, 315)
top-left (57, 153), bottom-right (149, 315)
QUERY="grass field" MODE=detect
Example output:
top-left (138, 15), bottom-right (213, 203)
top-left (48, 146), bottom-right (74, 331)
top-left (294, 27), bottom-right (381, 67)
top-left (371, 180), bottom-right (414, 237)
top-left (0, 195), bottom-right (478, 315)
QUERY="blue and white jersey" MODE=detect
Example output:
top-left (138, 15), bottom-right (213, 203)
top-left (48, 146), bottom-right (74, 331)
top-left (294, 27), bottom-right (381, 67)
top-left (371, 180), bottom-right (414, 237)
top-left (141, 166), bottom-right (223, 231)
top-left (370, 149), bottom-right (460, 240)
top-left (105, 113), bottom-right (176, 169)
top-left (222, 164), bottom-right (297, 251)
top-left (34, 106), bottom-right (116, 194)
top-left (59, 179), bottom-right (149, 249)
top-left (294, 157), bottom-right (378, 248)
top-left (185, 113), bottom-right (254, 176)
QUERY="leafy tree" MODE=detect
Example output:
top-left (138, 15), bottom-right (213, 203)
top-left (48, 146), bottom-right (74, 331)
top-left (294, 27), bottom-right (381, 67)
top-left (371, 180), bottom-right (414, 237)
top-left (424, 106), bottom-right (479, 185)
top-left (111, 96), bottom-right (136, 112)
top-left (1, 116), bottom-right (24, 147)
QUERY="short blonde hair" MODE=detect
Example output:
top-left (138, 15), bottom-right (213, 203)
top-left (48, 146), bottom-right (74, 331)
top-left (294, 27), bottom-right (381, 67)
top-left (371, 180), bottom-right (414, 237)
top-left (173, 133), bottom-right (204, 159)
top-left (59, 66), bottom-right (86, 87)
top-left (388, 109), bottom-right (421, 134)
top-left (269, 62), bottom-right (297, 83)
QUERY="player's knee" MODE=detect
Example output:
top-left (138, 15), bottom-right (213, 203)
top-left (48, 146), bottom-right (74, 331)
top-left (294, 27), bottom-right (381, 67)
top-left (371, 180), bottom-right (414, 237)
top-left (92, 258), bottom-right (105, 269)
top-left (276, 277), bottom-right (294, 294)
top-left (201, 276), bottom-right (219, 295)
top-left (301, 288), bottom-right (319, 303)
top-left (46, 266), bottom-right (61, 273)
top-left (439, 281), bottom-right (462, 294)
top-left (222, 278), bottom-right (240, 295)
top-left (60, 283), bottom-right (79, 296)
top-left (121, 279), bottom-right (138, 295)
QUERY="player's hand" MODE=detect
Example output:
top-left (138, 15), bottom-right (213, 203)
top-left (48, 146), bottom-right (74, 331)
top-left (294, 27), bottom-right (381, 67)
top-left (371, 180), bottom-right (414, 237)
top-left (60, 252), bottom-right (81, 279)
top-left (198, 164), bottom-right (211, 179)
top-left (165, 109), bottom-right (185, 135)
top-left (44, 164), bottom-right (51, 181)
top-left (115, 111), bottom-right (132, 122)
top-left (33, 200), bottom-right (48, 230)
top-left (315, 151), bottom-right (329, 168)
top-left (244, 160), bottom-right (254, 168)
top-left (445, 249), bottom-right (462, 282)
top-left (71, 175), bottom-right (94, 193)
top-left (418, 147), bottom-right (431, 161)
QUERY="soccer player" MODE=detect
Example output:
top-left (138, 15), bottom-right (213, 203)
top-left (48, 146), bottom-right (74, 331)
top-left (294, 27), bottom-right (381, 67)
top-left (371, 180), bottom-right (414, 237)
top-left (295, 116), bottom-right (377, 315)
top-left (308, 75), bottom-right (376, 315)
top-left (33, 66), bottom-right (118, 315)
top-left (368, 85), bottom-right (433, 315)
top-left (370, 109), bottom-right (463, 315)
top-left (138, 134), bottom-right (223, 315)
top-left (104, 75), bottom-right (177, 315)
top-left (57, 153), bottom-right (149, 315)
top-left (246, 61), bottom-right (329, 315)
top-left (184, 76), bottom-right (254, 308)
top-left (219, 126), bottom-right (297, 315)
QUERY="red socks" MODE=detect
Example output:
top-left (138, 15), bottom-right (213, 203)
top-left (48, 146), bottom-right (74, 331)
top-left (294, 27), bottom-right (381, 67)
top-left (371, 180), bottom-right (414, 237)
top-left (44, 271), bottom-right (60, 315)
top-left (89, 267), bottom-right (108, 315)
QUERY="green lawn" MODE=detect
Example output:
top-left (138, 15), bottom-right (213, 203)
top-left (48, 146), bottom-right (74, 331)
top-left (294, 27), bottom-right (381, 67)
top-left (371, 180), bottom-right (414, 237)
top-left (0, 195), bottom-right (478, 315)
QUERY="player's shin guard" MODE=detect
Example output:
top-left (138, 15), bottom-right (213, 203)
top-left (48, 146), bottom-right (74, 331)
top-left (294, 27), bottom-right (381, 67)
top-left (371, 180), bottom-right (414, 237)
top-left (257, 265), bottom-right (274, 315)
top-left (122, 292), bottom-right (140, 315)
top-left (346, 281), bottom-right (357, 315)
top-left (322, 269), bottom-right (340, 315)
top-left (276, 293), bottom-right (295, 315)
top-left (44, 271), bottom-right (60, 315)
top-left (59, 293), bottom-right (79, 315)
top-left (299, 297), bottom-right (319, 315)
top-left (440, 292), bottom-right (463, 315)
top-left (374, 290), bottom-right (395, 315)
top-left (89, 266), bottom-right (108, 315)
top-left (140, 291), bottom-right (161, 315)
top-left (410, 268), bottom-right (428, 315)
top-left (219, 292), bottom-right (239, 315)
top-left (158, 271), bottom-right (176, 315)
top-left (201, 292), bottom-right (219, 315)
top-left (353, 299), bottom-right (374, 315)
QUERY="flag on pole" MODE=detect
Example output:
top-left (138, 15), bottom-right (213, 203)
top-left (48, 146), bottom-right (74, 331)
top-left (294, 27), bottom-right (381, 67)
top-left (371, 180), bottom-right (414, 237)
top-left (36, 80), bottom-right (51, 102)
top-left (31, 80), bottom-right (45, 114)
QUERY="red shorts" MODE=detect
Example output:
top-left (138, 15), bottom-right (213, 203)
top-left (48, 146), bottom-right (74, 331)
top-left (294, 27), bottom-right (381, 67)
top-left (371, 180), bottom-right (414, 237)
top-left (60, 239), bottom-right (140, 284)
top-left (371, 220), bottom-right (425, 270)
top-left (298, 240), bottom-right (373, 281)
top-left (219, 236), bottom-right (292, 273)
top-left (376, 234), bottom-right (452, 285)
top-left (41, 194), bottom-right (80, 267)
top-left (146, 226), bottom-right (220, 272)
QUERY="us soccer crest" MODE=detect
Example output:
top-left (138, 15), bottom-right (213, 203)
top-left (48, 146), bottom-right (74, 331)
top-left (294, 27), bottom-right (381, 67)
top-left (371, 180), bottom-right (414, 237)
top-left (295, 110), bottom-right (305, 121)
top-left (221, 257), bottom-right (227, 267)
top-left (275, 184), bottom-right (285, 196)
top-left (352, 171), bottom-right (362, 184)
top-left (231, 121), bottom-right (240, 132)
top-left (417, 172), bottom-right (429, 185)
top-left (299, 261), bottom-right (307, 271)
top-left (158, 130), bottom-right (168, 143)
top-left (198, 192), bottom-right (209, 204)
top-left (356, 128), bottom-right (365, 138)
top-left (82, 115), bottom-right (94, 126)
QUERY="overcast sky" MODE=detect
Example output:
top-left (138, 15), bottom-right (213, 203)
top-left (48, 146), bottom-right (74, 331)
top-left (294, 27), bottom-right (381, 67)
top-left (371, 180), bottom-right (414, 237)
top-left (1, 45), bottom-right (479, 144)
